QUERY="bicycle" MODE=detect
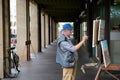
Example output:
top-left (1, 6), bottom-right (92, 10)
top-left (4, 47), bottom-right (20, 78)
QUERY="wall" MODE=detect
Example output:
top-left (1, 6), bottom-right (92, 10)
top-left (110, 5), bottom-right (120, 27)
top-left (110, 40), bottom-right (120, 64)
top-left (110, 5), bottom-right (120, 64)
top-left (110, 32), bottom-right (120, 64)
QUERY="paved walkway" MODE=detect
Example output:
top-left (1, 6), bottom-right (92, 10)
top-left (4, 41), bottom-right (119, 80)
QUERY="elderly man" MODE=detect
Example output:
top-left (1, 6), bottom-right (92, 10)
top-left (56, 23), bottom-right (88, 80)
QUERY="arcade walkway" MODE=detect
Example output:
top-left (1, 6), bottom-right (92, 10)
top-left (4, 40), bottom-right (119, 80)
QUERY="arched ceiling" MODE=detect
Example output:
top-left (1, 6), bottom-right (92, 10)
top-left (34, 0), bottom-right (86, 22)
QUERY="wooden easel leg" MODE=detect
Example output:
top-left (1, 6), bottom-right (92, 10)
top-left (81, 65), bottom-right (86, 74)
top-left (105, 71), bottom-right (120, 80)
top-left (95, 66), bottom-right (102, 80)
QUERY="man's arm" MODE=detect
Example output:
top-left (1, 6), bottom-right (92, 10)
top-left (60, 41), bottom-right (75, 52)
top-left (74, 35), bottom-right (88, 51)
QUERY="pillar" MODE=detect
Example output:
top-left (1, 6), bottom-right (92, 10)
top-left (86, 0), bottom-right (93, 57)
top-left (2, 0), bottom-right (10, 78)
top-left (30, 2), bottom-right (39, 53)
top-left (16, 0), bottom-right (29, 61)
top-left (41, 11), bottom-right (45, 49)
top-left (45, 14), bottom-right (49, 46)
top-left (0, 0), bottom-right (4, 78)
top-left (38, 5), bottom-right (41, 52)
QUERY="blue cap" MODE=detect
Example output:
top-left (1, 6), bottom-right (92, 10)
top-left (62, 23), bottom-right (73, 30)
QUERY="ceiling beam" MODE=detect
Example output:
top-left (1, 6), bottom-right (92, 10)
top-left (34, 0), bottom-right (85, 22)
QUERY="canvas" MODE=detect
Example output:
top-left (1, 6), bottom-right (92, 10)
top-left (92, 20), bottom-right (99, 47)
top-left (100, 40), bottom-right (111, 68)
top-left (98, 20), bottom-right (105, 41)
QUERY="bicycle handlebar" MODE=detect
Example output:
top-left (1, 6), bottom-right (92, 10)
top-left (6, 47), bottom-right (15, 53)
top-left (10, 47), bottom-right (15, 50)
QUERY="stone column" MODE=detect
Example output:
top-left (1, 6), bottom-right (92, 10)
top-left (52, 20), bottom-right (55, 42)
top-left (45, 14), bottom-right (49, 46)
top-left (2, 0), bottom-right (10, 78)
top-left (30, 2), bottom-right (38, 53)
top-left (48, 16), bottom-right (51, 44)
top-left (26, 0), bottom-right (30, 61)
top-left (41, 11), bottom-right (45, 49)
top-left (50, 17), bottom-right (52, 43)
top-left (16, 0), bottom-right (28, 61)
top-left (38, 5), bottom-right (41, 52)
top-left (86, 0), bottom-right (93, 57)
top-left (0, 0), bottom-right (4, 78)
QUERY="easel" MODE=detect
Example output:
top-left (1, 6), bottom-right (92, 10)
top-left (81, 40), bottom-right (120, 80)
top-left (95, 40), bottom-right (120, 80)
top-left (80, 18), bottom-right (120, 79)
top-left (80, 40), bottom-right (102, 74)
top-left (81, 19), bottom-right (102, 74)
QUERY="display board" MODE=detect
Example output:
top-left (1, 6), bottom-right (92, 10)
top-left (92, 19), bottom-right (105, 61)
top-left (98, 20), bottom-right (105, 41)
top-left (100, 40), bottom-right (111, 68)
top-left (92, 20), bottom-right (99, 47)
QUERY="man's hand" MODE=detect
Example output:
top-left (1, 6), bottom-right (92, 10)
top-left (82, 35), bottom-right (88, 42)
top-left (74, 35), bottom-right (88, 51)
